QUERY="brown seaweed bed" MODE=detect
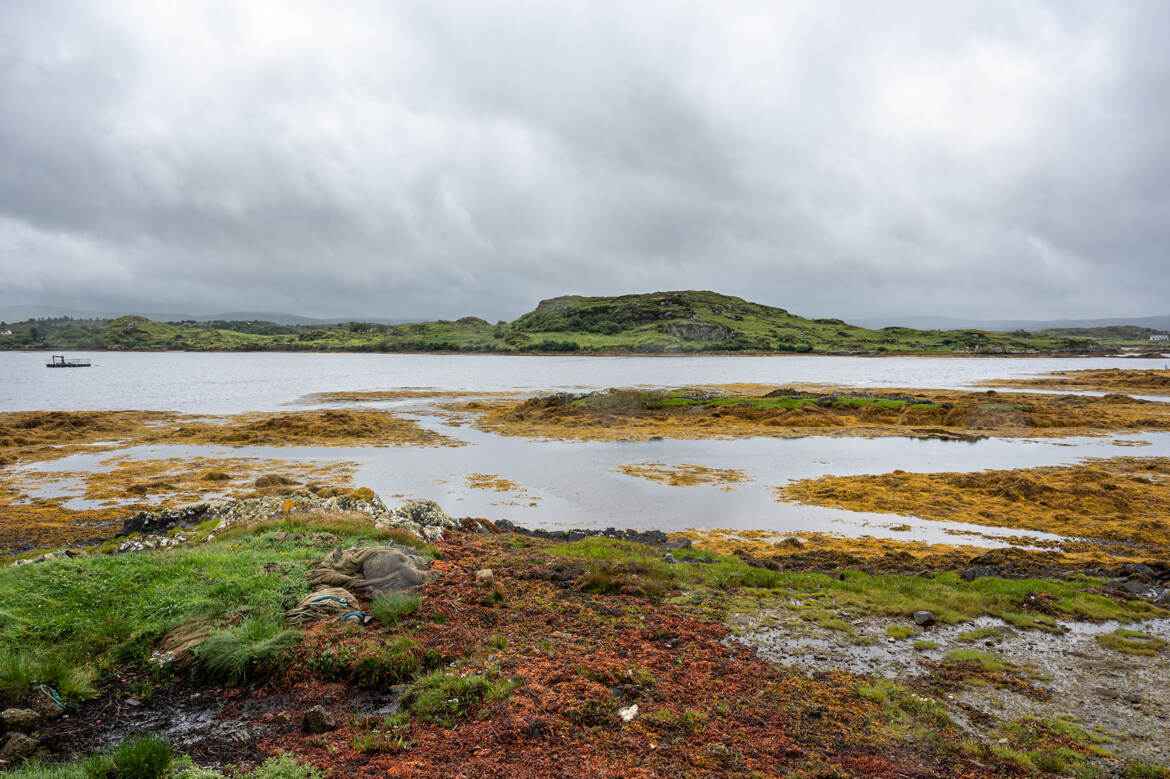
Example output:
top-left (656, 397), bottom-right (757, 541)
top-left (448, 386), bottom-right (1170, 442)
top-left (982, 368), bottom-right (1170, 396)
top-left (616, 462), bottom-right (753, 490)
top-left (774, 457), bottom-right (1170, 558)
top-left (0, 408), bottom-right (461, 467)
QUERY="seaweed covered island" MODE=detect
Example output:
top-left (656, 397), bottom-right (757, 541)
top-left (1, 374), bottom-right (1169, 777)
top-left (4, 291), bottom-right (1165, 354)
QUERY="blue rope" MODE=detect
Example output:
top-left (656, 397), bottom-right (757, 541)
top-left (36, 684), bottom-right (65, 710)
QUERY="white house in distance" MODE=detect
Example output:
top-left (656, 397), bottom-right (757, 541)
top-left (0, 329), bottom-right (12, 336)
top-left (1151, 334), bottom-right (1169, 342)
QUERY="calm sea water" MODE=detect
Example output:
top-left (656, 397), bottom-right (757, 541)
top-left (2, 350), bottom-right (1167, 413)
top-left (4, 351), bottom-right (1168, 545)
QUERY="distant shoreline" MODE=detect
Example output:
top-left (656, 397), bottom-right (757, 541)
top-left (0, 348), bottom-right (1133, 358)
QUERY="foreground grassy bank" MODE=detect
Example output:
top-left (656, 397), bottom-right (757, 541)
top-left (0, 291), bottom-right (1135, 354)
top-left (1, 507), bottom-right (1167, 777)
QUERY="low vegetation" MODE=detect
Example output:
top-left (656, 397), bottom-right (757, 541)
top-left (550, 537), bottom-right (1162, 629)
top-left (0, 517), bottom-right (389, 703)
top-left (454, 387), bottom-right (1170, 444)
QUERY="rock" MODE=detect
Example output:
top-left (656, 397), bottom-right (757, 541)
top-left (701, 742), bottom-right (732, 763)
top-left (120, 503), bottom-right (212, 535)
top-left (1153, 589), bottom-right (1170, 608)
top-left (960, 565), bottom-right (1000, 582)
top-left (382, 499), bottom-right (456, 530)
top-left (1121, 563), bottom-right (1158, 581)
top-left (475, 569), bottom-right (495, 587)
top-left (0, 709), bottom-right (40, 732)
top-left (661, 537), bottom-right (692, 551)
top-left (913, 611), bottom-right (936, 627)
top-left (27, 691), bottom-right (62, 721)
top-left (302, 705), bottom-right (336, 734)
top-left (0, 733), bottom-right (39, 762)
top-left (618, 704), bottom-right (639, 722)
top-left (1122, 580), bottom-right (1153, 596)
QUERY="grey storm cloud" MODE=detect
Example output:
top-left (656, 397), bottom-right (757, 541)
top-left (1, 0), bottom-right (1168, 321)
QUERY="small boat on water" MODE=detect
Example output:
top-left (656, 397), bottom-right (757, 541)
top-left (46, 355), bottom-right (92, 368)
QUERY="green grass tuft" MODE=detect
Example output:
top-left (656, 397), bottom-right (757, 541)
top-left (943, 648), bottom-right (1009, 673)
top-left (370, 591), bottom-right (422, 625)
top-left (195, 614), bottom-right (299, 684)
top-left (956, 626), bottom-right (1001, 643)
top-left (408, 669), bottom-right (522, 727)
top-left (1097, 628), bottom-right (1167, 656)
top-left (99, 733), bottom-right (174, 779)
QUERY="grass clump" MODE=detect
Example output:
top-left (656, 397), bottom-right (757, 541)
top-left (943, 648), bottom-right (1009, 673)
top-left (1096, 628), bottom-right (1167, 656)
top-left (80, 733), bottom-right (174, 779)
top-left (0, 652), bottom-right (97, 705)
top-left (408, 668), bottom-right (522, 727)
top-left (306, 635), bottom-right (439, 689)
top-left (989, 715), bottom-right (1112, 777)
top-left (369, 591), bottom-right (422, 625)
top-left (644, 707), bottom-right (709, 735)
top-left (8, 749), bottom-right (327, 779)
top-left (381, 528), bottom-right (440, 559)
top-left (912, 640), bottom-right (938, 651)
top-left (956, 626), bottom-right (1001, 643)
top-left (885, 625), bottom-right (916, 640)
top-left (856, 679), bottom-right (951, 730)
top-left (195, 614), bottom-right (299, 684)
top-left (351, 711), bottom-right (412, 754)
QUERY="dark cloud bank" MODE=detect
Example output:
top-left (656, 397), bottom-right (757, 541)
top-left (1, 1), bottom-right (1168, 323)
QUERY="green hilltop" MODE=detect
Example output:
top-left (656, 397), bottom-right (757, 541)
top-left (0, 290), bottom-right (1140, 354)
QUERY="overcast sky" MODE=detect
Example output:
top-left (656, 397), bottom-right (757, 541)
top-left (1, 1), bottom-right (1167, 322)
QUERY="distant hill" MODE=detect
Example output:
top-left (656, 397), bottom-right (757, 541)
top-left (853, 313), bottom-right (1170, 332)
top-left (0, 291), bottom-right (1138, 354)
top-left (0, 305), bottom-right (405, 326)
